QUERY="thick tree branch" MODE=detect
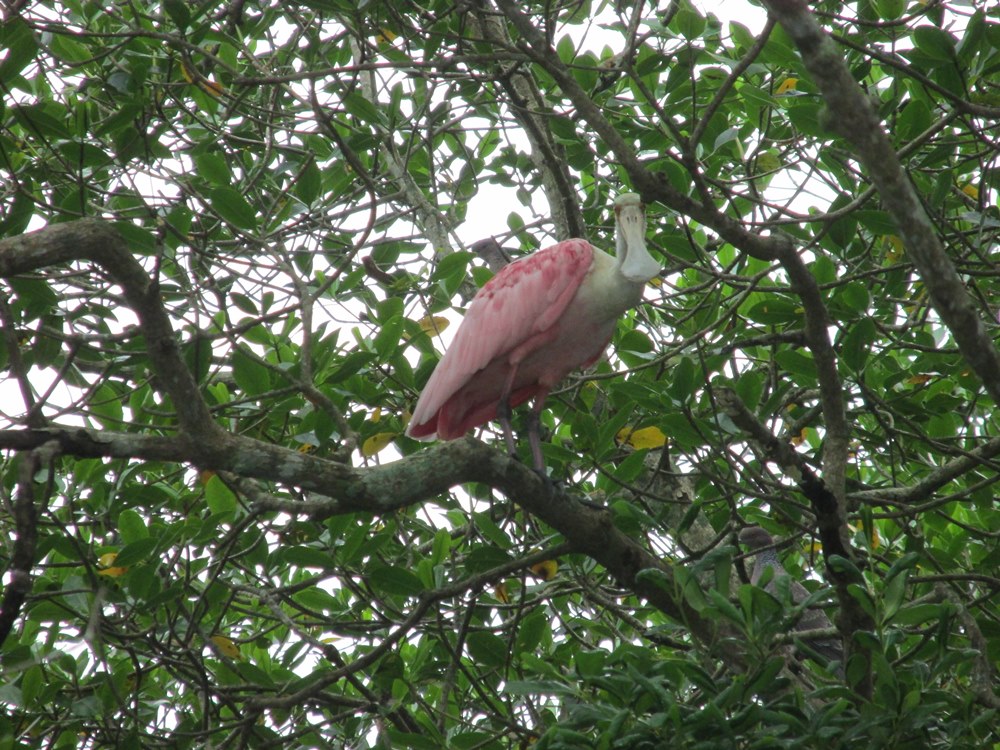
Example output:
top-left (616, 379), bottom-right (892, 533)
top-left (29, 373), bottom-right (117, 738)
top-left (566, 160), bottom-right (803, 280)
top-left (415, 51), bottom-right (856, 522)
top-left (0, 220), bottom-right (222, 443)
top-left (491, 0), bottom-right (851, 528)
top-left (0, 441), bottom-right (57, 647)
top-left (780, 254), bottom-right (850, 522)
top-left (0, 212), bottom-right (732, 665)
top-left (761, 0), bottom-right (1000, 405)
top-left (0, 422), bottom-right (736, 667)
top-left (849, 435), bottom-right (1000, 506)
top-left (714, 386), bottom-right (873, 693)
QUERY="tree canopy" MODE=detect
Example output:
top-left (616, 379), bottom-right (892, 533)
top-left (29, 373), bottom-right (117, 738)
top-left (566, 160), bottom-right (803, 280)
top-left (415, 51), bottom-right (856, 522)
top-left (1, 0), bottom-right (1000, 747)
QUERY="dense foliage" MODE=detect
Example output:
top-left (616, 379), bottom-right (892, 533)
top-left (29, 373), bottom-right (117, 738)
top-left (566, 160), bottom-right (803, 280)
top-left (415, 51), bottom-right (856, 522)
top-left (1, 0), bottom-right (999, 747)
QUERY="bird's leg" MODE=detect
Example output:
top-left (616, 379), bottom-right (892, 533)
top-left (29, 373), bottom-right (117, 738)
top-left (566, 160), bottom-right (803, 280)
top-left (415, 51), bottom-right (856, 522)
top-left (496, 366), bottom-right (520, 457)
top-left (526, 397), bottom-right (547, 475)
top-left (496, 396), bottom-right (518, 458)
top-left (527, 395), bottom-right (571, 498)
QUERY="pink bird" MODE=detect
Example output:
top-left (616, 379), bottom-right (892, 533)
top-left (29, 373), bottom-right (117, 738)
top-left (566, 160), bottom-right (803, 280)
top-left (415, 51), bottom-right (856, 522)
top-left (406, 193), bottom-right (660, 471)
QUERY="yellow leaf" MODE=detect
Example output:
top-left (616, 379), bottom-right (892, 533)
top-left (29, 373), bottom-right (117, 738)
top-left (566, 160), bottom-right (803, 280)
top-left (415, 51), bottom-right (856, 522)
top-left (884, 234), bottom-right (904, 263)
top-left (776, 77), bottom-right (798, 94)
top-left (199, 470), bottom-right (216, 485)
top-left (616, 426), bottom-right (667, 450)
top-left (961, 183), bottom-right (979, 200)
top-left (375, 27), bottom-right (398, 43)
top-left (869, 525), bottom-right (881, 550)
top-left (97, 552), bottom-right (118, 567)
top-left (362, 432), bottom-right (397, 457)
top-left (210, 634), bottom-right (242, 660)
top-left (199, 78), bottom-right (224, 98)
top-left (180, 61), bottom-right (224, 98)
top-left (418, 315), bottom-right (449, 337)
top-left (530, 560), bottom-right (558, 581)
top-left (371, 407), bottom-right (382, 424)
top-left (494, 582), bottom-right (510, 604)
top-left (96, 552), bottom-right (128, 577)
top-left (905, 374), bottom-right (932, 385)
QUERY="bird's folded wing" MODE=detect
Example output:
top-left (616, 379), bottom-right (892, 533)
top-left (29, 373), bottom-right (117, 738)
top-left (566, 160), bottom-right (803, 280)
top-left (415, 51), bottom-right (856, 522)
top-left (408, 239), bottom-right (594, 432)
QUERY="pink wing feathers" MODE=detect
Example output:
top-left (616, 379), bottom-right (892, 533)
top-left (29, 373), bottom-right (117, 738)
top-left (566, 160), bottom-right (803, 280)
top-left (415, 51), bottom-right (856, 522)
top-left (407, 239), bottom-right (595, 440)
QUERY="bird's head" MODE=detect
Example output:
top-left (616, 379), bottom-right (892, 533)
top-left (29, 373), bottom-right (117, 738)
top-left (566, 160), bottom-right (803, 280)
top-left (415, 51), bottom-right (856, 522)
top-left (614, 193), bottom-right (660, 283)
top-left (738, 526), bottom-right (775, 552)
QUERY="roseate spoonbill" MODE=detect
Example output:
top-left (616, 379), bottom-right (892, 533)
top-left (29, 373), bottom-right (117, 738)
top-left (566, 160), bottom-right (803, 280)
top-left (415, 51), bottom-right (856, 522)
top-left (739, 527), bottom-right (843, 669)
top-left (406, 193), bottom-right (660, 471)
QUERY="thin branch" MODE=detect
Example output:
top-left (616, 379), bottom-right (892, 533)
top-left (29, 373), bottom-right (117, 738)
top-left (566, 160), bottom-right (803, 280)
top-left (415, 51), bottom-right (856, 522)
top-left (470, 2), bottom-right (586, 239)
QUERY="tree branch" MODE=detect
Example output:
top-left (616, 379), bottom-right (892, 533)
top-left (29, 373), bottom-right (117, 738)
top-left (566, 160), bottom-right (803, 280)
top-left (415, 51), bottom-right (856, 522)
top-left (0, 205), bottom-right (732, 664)
top-left (0, 440), bottom-right (58, 647)
top-left (760, 0), bottom-right (1000, 406)
top-left (714, 386), bottom-right (873, 692)
top-left (469, 2), bottom-right (586, 239)
top-left (0, 220), bottom-right (222, 444)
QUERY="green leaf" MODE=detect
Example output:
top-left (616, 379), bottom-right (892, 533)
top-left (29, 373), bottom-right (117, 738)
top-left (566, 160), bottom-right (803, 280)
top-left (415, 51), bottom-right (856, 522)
top-left (369, 566), bottom-right (424, 596)
top-left (891, 602), bottom-right (948, 626)
top-left (466, 631), bottom-right (507, 668)
top-left (114, 537), bottom-right (158, 568)
top-left (204, 475), bottom-right (238, 515)
top-left (775, 349), bottom-right (818, 381)
top-left (745, 298), bottom-right (802, 325)
top-left (342, 91), bottom-right (387, 127)
top-left (913, 26), bottom-right (957, 61)
top-left (706, 588), bottom-right (745, 626)
top-left (231, 348), bottom-right (271, 396)
top-left (555, 34), bottom-right (575, 65)
top-left (0, 183), bottom-right (34, 237)
top-left (838, 282), bottom-right (871, 315)
top-left (11, 104), bottom-right (72, 139)
top-left (875, 0), bottom-right (906, 19)
top-left (281, 547), bottom-right (337, 570)
top-left (209, 187), bottom-right (258, 230)
top-left (881, 568), bottom-right (908, 623)
top-left (673, 0), bottom-right (706, 39)
top-left (163, 0), bottom-right (191, 30)
top-left (430, 530), bottom-right (451, 566)
top-left (516, 610), bottom-right (550, 654)
top-left (111, 222), bottom-right (158, 255)
top-left (327, 351), bottom-right (376, 383)
top-left (373, 310), bottom-right (404, 361)
top-left (855, 210), bottom-right (898, 234)
top-left (194, 153), bottom-right (232, 186)
top-left (841, 317), bottom-right (876, 373)
top-left (294, 159), bottom-right (322, 205)
top-left (49, 34), bottom-right (92, 64)
top-left (0, 20), bottom-right (39, 83)
top-left (88, 384), bottom-right (123, 427)
top-left (431, 251), bottom-right (473, 293)
top-left (117, 509), bottom-right (148, 545)
top-left (885, 552), bottom-right (921, 581)
top-left (668, 356), bottom-right (697, 401)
